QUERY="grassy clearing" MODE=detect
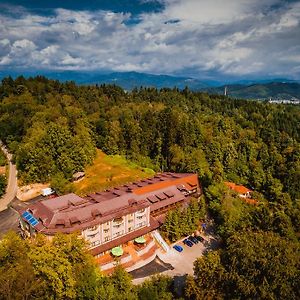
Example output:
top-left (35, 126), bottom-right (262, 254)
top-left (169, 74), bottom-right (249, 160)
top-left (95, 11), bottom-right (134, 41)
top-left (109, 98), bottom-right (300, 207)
top-left (72, 149), bottom-right (155, 196)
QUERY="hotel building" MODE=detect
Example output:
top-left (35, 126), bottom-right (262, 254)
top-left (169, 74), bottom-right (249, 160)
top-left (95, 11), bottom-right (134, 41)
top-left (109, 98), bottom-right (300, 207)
top-left (19, 173), bottom-right (201, 256)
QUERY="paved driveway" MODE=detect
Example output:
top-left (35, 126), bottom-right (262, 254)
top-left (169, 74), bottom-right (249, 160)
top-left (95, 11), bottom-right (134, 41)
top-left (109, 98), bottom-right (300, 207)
top-left (0, 196), bottom-right (49, 239)
top-left (129, 256), bottom-right (174, 279)
top-left (158, 234), bottom-right (219, 276)
top-left (132, 229), bottom-right (220, 284)
top-left (0, 207), bottom-right (19, 238)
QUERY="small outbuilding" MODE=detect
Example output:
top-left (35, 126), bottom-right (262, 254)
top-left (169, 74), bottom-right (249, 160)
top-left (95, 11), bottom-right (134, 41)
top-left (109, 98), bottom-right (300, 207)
top-left (72, 172), bottom-right (85, 182)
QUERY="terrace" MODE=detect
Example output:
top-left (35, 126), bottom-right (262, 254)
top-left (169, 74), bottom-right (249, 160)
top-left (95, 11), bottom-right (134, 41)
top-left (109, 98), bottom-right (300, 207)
top-left (95, 233), bottom-right (158, 274)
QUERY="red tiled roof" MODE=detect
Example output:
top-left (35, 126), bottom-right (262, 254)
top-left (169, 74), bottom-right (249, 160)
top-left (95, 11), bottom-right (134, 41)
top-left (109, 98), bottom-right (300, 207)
top-left (133, 174), bottom-right (199, 195)
top-left (20, 173), bottom-right (201, 235)
top-left (224, 182), bottom-right (252, 194)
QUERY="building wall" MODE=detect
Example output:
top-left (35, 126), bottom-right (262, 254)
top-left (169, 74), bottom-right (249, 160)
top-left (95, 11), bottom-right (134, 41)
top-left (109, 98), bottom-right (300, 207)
top-left (82, 206), bottom-right (151, 249)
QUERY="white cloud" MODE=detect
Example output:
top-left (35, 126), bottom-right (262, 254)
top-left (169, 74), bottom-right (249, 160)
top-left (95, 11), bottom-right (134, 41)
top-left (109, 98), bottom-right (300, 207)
top-left (0, 1), bottom-right (299, 79)
top-left (61, 54), bottom-right (84, 65)
top-left (12, 39), bottom-right (36, 51)
top-left (0, 56), bottom-right (12, 65)
top-left (0, 39), bottom-right (10, 46)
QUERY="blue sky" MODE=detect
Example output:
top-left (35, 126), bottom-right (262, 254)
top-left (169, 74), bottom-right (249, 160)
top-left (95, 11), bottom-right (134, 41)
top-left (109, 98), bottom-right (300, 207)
top-left (0, 0), bottom-right (300, 80)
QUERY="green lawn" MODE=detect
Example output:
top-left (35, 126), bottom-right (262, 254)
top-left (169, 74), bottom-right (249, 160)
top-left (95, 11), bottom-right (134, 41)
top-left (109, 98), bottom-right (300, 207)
top-left (72, 149), bottom-right (155, 196)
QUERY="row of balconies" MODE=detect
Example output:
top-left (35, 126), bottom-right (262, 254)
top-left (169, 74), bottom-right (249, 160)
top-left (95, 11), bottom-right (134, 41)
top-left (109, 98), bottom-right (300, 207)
top-left (84, 211), bottom-right (148, 236)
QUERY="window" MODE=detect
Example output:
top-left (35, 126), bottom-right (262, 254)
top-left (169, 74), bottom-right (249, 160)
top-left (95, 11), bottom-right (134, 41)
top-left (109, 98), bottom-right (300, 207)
top-left (104, 228), bottom-right (109, 233)
top-left (113, 217), bottom-right (124, 224)
top-left (136, 221), bottom-right (146, 228)
top-left (104, 236), bottom-right (110, 242)
top-left (114, 230), bottom-right (124, 237)
top-left (128, 219), bottom-right (133, 223)
top-left (88, 225), bottom-right (98, 231)
top-left (128, 227), bottom-right (132, 232)
top-left (137, 215), bottom-right (145, 219)
top-left (113, 224), bottom-right (122, 228)
top-left (137, 209), bottom-right (145, 213)
top-left (90, 240), bottom-right (100, 247)
top-left (87, 233), bottom-right (97, 238)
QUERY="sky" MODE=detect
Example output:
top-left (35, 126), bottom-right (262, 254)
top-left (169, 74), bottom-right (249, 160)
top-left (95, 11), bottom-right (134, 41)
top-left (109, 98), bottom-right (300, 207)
top-left (0, 0), bottom-right (300, 81)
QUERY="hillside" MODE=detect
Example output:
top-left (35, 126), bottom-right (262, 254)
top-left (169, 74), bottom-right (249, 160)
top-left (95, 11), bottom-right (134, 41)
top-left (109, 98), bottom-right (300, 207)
top-left (203, 82), bottom-right (300, 100)
top-left (1, 76), bottom-right (300, 299)
top-left (0, 70), bottom-right (212, 90)
top-left (1, 71), bottom-right (299, 100)
top-left (72, 150), bottom-right (155, 196)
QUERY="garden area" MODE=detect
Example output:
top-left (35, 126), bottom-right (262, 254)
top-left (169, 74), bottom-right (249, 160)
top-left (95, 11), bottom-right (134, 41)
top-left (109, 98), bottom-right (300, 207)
top-left (72, 149), bottom-right (155, 196)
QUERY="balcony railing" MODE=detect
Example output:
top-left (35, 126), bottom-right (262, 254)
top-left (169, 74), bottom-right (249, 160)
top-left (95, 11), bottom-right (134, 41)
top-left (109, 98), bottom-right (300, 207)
top-left (113, 217), bottom-right (124, 224)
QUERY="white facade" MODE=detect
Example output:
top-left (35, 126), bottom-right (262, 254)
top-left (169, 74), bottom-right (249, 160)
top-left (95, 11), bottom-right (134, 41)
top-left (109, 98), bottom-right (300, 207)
top-left (81, 207), bottom-right (151, 248)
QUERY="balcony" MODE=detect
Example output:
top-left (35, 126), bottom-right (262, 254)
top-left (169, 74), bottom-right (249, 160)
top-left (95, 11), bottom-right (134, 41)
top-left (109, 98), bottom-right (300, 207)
top-left (113, 217), bottom-right (124, 224)
top-left (85, 225), bottom-right (100, 236)
top-left (113, 217), bottom-right (124, 228)
top-left (136, 209), bottom-right (146, 215)
top-left (136, 214), bottom-right (146, 220)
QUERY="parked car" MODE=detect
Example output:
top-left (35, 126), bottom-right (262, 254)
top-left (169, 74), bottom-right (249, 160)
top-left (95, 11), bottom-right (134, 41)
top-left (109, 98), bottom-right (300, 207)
top-left (173, 245), bottom-right (183, 252)
top-left (183, 238), bottom-right (193, 247)
top-left (196, 236), bottom-right (204, 242)
top-left (188, 236), bottom-right (199, 244)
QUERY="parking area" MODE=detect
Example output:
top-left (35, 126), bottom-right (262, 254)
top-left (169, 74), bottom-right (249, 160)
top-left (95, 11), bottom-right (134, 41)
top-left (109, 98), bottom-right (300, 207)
top-left (159, 234), bottom-right (216, 276)
top-left (0, 207), bottom-right (19, 238)
top-left (132, 228), bottom-right (220, 284)
top-left (0, 195), bottom-right (52, 238)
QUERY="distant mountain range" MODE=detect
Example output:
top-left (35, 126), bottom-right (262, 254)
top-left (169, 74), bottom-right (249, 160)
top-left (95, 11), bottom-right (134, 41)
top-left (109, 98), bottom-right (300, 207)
top-left (0, 70), bottom-right (212, 90)
top-left (204, 82), bottom-right (300, 100)
top-left (0, 70), bottom-right (299, 100)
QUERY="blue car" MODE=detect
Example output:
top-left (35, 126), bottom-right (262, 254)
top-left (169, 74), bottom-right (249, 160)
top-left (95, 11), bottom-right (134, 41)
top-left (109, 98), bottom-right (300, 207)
top-left (183, 238), bottom-right (193, 247)
top-left (173, 245), bottom-right (183, 252)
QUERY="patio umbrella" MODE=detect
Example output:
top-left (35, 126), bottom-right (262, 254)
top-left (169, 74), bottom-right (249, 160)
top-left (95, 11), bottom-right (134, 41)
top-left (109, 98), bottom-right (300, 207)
top-left (111, 246), bottom-right (123, 256)
top-left (134, 236), bottom-right (146, 244)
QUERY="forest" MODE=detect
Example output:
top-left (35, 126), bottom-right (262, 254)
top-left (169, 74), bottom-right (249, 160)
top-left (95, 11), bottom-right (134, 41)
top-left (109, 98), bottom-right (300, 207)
top-left (0, 76), bottom-right (299, 299)
top-left (0, 232), bottom-right (176, 300)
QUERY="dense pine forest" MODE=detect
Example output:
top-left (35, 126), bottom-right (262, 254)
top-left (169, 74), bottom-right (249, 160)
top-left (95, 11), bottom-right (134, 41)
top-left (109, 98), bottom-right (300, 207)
top-left (0, 76), bottom-right (299, 299)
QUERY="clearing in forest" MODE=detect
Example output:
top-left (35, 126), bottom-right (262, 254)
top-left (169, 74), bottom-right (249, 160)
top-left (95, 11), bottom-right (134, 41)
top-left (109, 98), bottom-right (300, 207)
top-left (73, 149), bottom-right (155, 196)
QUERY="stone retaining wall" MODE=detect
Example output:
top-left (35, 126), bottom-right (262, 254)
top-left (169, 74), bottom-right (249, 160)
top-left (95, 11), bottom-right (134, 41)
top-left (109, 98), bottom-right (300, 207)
top-left (100, 253), bottom-right (132, 271)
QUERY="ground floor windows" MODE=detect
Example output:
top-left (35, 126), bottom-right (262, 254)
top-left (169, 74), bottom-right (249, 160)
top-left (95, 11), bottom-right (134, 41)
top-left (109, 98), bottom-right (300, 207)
top-left (90, 240), bottom-right (100, 247)
top-left (136, 221), bottom-right (146, 228)
top-left (113, 230), bottom-right (124, 238)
